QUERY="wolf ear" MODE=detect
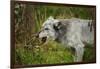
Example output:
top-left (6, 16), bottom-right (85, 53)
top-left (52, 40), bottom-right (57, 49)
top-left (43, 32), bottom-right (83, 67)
top-left (48, 16), bottom-right (54, 20)
top-left (42, 16), bottom-right (54, 26)
top-left (53, 21), bottom-right (61, 31)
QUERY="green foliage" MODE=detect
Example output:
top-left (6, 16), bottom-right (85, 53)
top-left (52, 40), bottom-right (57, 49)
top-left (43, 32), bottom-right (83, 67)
top-left (15, 41), bottom-right (74, 65)
top-left (15, 4), bottom-right (95, 65)
top-left (83, 43), bottom-right (95, 62)
top-left (15, 41), bottom-right (95, 65)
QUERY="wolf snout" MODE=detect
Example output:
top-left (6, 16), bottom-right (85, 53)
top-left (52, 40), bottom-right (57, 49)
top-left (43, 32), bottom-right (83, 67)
top-left (35, 31), bottom-right (41, 38)
top-left (35, 32), bottom-right (47, 43)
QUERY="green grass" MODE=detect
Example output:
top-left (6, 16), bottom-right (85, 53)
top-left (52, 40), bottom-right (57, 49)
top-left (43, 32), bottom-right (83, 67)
top-left (15, 41), bottom-right (74, 65)
top-left (83, 43), bottom-right (96, 62)
top-left (15, 41), bottom-right (95, 65)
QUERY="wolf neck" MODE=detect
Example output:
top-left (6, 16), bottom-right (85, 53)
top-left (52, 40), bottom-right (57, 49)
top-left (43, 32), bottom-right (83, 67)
top-left (55, 30), bottom-right (67, 43)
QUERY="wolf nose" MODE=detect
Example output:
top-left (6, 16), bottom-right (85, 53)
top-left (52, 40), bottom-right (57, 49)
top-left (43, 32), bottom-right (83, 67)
top-left (36, 34), bottom-right (39, 38)
top-left (42, 37), bottom-right (47, 42)
top-left (35, 32), bottom-right (40, 38)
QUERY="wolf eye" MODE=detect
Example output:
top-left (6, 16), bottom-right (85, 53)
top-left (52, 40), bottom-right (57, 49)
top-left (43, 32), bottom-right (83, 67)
top-left (45, 28), bottom-right (49, 30)
top-left (53, 25), bottom-right (59, 31)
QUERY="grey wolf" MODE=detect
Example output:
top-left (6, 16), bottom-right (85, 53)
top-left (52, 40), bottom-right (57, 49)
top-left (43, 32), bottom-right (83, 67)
top-left (38, 16), bottom-right (94, 62)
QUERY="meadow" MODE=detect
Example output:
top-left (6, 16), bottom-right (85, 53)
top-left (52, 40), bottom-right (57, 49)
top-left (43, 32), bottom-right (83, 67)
top-left (14, 3), bottom-right (95, 65)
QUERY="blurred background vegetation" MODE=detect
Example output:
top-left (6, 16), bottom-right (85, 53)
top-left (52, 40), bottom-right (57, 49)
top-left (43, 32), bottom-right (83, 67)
top-left (14, 3), bottom-right (95, 65)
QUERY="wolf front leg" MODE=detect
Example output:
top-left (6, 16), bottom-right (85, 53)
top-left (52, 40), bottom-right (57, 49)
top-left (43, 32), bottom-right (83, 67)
top-left (74, 45), bottom-right (84, 62)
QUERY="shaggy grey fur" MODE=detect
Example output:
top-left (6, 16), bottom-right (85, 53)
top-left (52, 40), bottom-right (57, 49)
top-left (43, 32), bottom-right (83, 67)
top-left (38, 16), bottom-right (94, 62)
